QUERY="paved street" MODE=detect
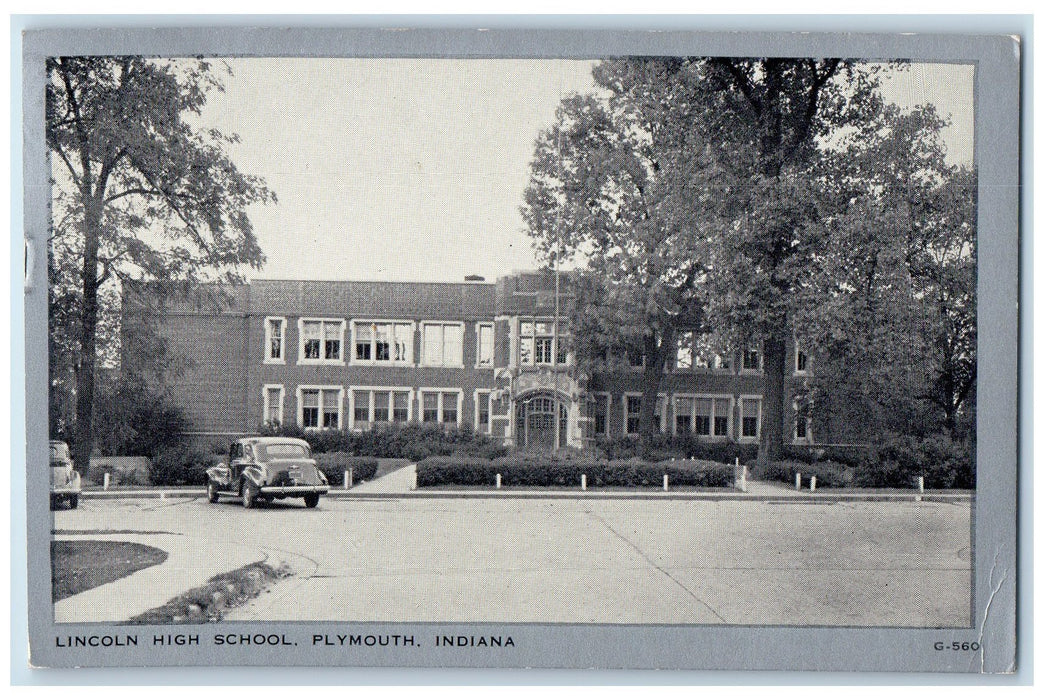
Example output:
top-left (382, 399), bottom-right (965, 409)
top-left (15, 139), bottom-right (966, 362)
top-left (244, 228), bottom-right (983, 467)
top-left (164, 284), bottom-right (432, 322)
top-left (52, 494), bottom-right (971, 626)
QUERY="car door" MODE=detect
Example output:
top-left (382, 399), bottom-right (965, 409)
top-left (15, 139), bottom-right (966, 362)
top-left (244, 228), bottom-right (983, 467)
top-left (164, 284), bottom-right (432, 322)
top-left (228, 442), bottom-right (244, 486)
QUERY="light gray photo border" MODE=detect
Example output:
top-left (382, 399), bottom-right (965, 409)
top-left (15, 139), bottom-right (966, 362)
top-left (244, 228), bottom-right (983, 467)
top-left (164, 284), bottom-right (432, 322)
top-left (17, 23), bottom-right (1021, 677)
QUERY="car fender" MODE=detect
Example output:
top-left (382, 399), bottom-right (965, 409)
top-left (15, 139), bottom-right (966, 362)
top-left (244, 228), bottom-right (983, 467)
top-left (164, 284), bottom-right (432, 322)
top-left (241, 466), bottom-right (265, 488)
top-left (206, 463), bottom-right (232, 486)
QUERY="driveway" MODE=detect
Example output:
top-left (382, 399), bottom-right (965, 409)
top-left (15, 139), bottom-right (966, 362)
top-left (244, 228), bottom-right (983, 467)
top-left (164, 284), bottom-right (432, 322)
top-left (51, 495), bottom-right (972, 626)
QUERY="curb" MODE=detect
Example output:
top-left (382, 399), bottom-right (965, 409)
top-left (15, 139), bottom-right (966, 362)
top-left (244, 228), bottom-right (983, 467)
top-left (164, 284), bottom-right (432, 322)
top-left (76, 489), bottom-right (973, 503)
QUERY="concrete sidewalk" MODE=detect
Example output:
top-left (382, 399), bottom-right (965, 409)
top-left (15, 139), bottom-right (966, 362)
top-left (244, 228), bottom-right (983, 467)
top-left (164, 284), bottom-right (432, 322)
top-left (347, 462), bottom-right (416, 493)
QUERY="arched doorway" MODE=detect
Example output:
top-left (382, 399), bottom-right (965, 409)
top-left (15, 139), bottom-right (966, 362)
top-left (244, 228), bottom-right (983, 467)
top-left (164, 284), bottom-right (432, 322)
top-left (516, 392), bottom-right (569, 450)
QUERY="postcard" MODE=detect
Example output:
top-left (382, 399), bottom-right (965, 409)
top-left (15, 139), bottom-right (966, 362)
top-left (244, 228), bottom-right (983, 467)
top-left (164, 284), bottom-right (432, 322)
top-left (21, 26), bottom-right (1019, 672)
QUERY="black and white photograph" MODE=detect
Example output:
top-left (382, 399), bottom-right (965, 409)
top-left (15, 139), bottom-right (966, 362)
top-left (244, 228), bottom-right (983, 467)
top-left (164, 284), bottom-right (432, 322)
top-left (20, 27), bottom-right (1019, 673)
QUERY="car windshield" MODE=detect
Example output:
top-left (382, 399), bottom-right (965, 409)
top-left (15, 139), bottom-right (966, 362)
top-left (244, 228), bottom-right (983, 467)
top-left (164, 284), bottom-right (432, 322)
top-left (257, 443), bottom-right (310, 460)
top-left (50, 443), bottom-right (70, 462)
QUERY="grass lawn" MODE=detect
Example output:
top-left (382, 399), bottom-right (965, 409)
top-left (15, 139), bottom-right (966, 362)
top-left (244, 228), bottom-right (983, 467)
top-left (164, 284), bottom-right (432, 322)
top-left (51, 540), bottom-right (168, 602)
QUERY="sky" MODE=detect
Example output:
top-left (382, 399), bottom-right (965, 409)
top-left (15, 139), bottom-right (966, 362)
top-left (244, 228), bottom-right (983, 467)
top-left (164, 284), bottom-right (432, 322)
top-left (198, 59), bottom-right (975, 284)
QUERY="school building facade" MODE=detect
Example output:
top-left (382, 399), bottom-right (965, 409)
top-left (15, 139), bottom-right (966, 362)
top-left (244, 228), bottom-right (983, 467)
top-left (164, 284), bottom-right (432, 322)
top-left (123, 271), bottom-right (814, 450)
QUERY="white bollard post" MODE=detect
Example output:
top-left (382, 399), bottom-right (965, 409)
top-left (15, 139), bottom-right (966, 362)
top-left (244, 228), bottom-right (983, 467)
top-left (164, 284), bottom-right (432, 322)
top-left (581, 474), bottom-right (587, 491)
top-left (663, 474), bottom-right (669, 492)
top-left (918, 476), bottom-right (925, 493)
top-left (810, 475), bottom-right (817, 492)
top-left (496, 473), bottom-right (502, 489)
top-left (795, 472), bottom-right (802, 490)
top-left (343, 468), bottom-right (353, 489)
top-left (740, 465), bottom-right (748, 493)
top-left (103, 472), bottom-right (111, 491)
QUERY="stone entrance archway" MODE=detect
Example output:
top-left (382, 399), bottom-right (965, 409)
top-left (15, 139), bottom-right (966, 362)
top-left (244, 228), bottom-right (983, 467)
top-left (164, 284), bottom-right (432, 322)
top-left (515, 391), bottom-right (569, 450)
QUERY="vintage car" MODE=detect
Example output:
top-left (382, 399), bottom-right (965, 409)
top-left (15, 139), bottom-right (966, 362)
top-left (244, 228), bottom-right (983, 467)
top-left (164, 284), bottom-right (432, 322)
top-left (205, 437), bottom-right (329, 508)
top-left (49, 440), bottom-right (81, 510)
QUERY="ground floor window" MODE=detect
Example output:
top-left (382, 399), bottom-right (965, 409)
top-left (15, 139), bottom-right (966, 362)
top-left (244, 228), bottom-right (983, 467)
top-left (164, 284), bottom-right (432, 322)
top-left (300, 387), bottom-right (342, 429)
top-left (263, 385), bottom-right (283, 425)
top-left (675, 395), bottom-right (731, 438)
top-left (588, 393), bottom-right (609, 436)
top-left (352, 388), bottom-right (411, 429)
top-left (420, 390), bottom-right (461, 426)
top-left (625, 395), bottom-right (641, 434)
top-left (475, 391), bottom-right (491, 433)
top-left (793, 399), bottom-right (813, 442)
top-left (740, 396), bottom-right (762, 440)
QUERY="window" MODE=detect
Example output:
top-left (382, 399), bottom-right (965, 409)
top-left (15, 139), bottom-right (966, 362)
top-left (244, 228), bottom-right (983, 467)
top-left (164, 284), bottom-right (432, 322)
top-left (263, 385), bottom-right (283, 425)
top-left (353, 391), bottom-right (370, 424)
top-left (793, 399), bottom-right (813, 442)
top-left (419, 390), bottom-right (462, 425)
top-left (740, 397), bottom-right (762, 440)
top-left (422, 322), bottom-right (464, 367)
top-left (299, 319), bottom-right (344, 364)
top-left (742, 346), bottom-right (762, 372)
top-left (264, 318), bottom-right (285, 363)
top-left (353, 321), bottom-right (413, 364)
top-left (714, 353), bottom-right (733, 371)
top-left (625, 395), bottom-right (642, 435)
top-left (675, 397), bottom-right (693, 434)
top-left (475, 391), bottom-right (491, 433)
top-left (676, 395), bottom-right (732, 438)
top-left (517, 318), bottom-right (569, 366)
top-left (590, 393), bottom-right (610, 436)
top-left (795, 343), bottom-right (809, 374)
top-left (350, 388), bottom-right (413, 429)
top-left (299, 387), bottom-right (342, 429)
top-left (476, 323), bottom-right (494, 367)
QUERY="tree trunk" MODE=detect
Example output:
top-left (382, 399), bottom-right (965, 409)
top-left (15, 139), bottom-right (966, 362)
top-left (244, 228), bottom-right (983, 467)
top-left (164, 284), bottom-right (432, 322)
top-left (759, 336), bottom-right (787, 461)
top-left (72, 202), bottom-right (101, 472)
top-left (638, 331), bottom-right (666, 455)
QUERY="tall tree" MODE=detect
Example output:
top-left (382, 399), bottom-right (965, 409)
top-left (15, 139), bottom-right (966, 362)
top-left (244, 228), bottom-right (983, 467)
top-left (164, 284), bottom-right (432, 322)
top-left (692, 58), bottom-right (896, 460)
top-left (521, 59), bottom-right (724, 446)
top-left (796, 102), bottom-right (976, 442)
top-left (47, 56), bottom-right (274, 469)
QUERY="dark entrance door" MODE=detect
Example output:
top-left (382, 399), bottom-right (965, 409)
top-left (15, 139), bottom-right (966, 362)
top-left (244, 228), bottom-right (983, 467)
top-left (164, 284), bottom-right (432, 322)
top-left (518, 394), bottom-right (568, 450)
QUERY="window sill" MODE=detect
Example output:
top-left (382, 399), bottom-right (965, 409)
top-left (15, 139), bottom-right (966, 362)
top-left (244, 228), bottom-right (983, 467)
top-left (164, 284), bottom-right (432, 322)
top-left (350, 360), bottom-right (415, 368)
top-left (263, 359), bottom-right (286, 365)
top-left (418, 363), bottom-right (466, 369)
top-left (297, 360), bottom-right (346, 366)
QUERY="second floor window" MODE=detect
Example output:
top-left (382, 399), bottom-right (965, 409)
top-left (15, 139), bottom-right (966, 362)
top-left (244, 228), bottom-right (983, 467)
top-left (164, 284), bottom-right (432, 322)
top-left (477, 323), bottom-right (494, 367)
top-left (265, 318), bottom-right (285, 362)
top-left (422, 323), bottom-right (464, 367)
top-left (519, 318), bottom-right (569, 366)
top-left (354, 322), bottom-right (412, 364)
top-left (742, 347), bottom-right (761, 372)
top-left (300, 319), bottom-right (343, 362)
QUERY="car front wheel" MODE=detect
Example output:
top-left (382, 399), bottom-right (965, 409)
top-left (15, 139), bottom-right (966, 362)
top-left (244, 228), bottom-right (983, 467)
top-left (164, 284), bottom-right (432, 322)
top-left (303, 493), bottom-right (320, 508)
top-left (207, 481), bottom-right (219, 503)
top-left (242, 482), bottom-right (257, 509)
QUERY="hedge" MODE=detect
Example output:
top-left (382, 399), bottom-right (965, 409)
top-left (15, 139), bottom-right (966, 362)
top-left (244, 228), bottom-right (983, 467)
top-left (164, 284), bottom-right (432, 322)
top-left (595, 434), bottom-right (759, 464)
top-left (315, 453), bottom-right (379, 485)
top-left (416, 455), bottom-right (734, 489)
top-left (856, 433), bottom-right (974, 489)
top-left (750, 459), bottom-right (852, 488)
top-left (259, 422), bottom-right (508, 461)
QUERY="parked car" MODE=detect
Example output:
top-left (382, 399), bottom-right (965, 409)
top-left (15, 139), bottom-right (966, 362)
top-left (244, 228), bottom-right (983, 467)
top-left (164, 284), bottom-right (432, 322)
top-left (205, 437), bottom-right (329, 508)
top-left (49, 440), bottom-right (81, 510)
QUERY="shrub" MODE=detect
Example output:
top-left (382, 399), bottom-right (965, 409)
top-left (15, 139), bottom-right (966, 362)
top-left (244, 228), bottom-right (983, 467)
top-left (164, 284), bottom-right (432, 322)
top-left (149, 447), bottom-right (222, 486)
top-left (856, 433), bottom-right (974, 489)
top-left (594, 434), bottom-right (758, 464)
top-left (782, 444), bottom-right (869, 468)
top-left (751, 458), bottom-right (851, 488)
top-left (315, 453), bottom-right (379, 485)
top-left (416, 455), bottom-right (735, 489)
top-left (416, 456), bottom-right (499, 487)
top-left (261, 422), bottom-right (506, 461)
